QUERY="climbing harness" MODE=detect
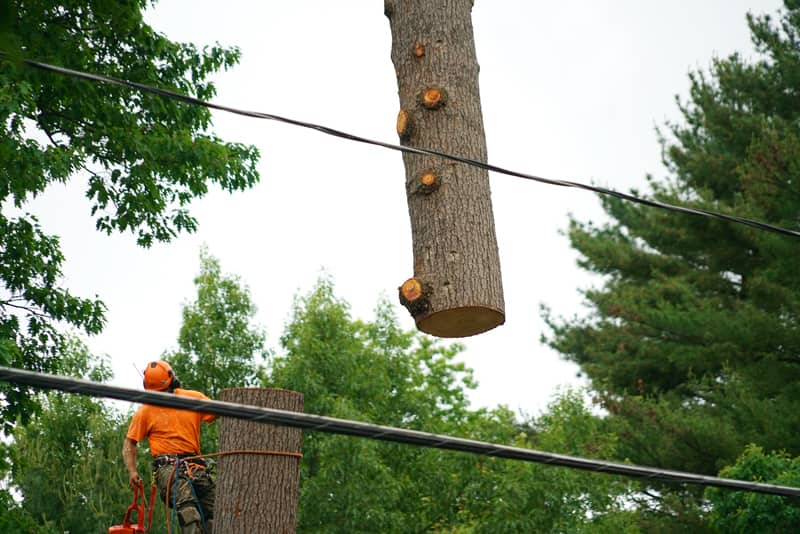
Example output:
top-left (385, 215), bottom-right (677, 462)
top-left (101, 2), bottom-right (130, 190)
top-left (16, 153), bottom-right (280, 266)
top-left (164, 456), bottom-right (212, 534)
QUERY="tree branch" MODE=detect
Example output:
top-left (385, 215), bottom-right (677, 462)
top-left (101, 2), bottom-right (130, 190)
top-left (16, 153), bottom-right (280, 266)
top-left (1, 300), bottom-right (49, 319)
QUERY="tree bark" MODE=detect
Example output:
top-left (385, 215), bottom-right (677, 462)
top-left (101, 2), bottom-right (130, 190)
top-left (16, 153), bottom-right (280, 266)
top-left (215, 388), bottom-right (304, 533)
top-left (386, 0), bottom-right (505, 338)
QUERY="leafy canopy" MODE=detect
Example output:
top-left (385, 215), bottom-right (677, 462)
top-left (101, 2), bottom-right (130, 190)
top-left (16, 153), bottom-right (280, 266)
top-left (2, 272), bottom-right (638, 532)
top-left (166, 247), bottom-right (267, 399)
top-left (0, 0), bottom-right (259, 426)
top-left (165, 248), bottom-right (267, 453)
top-left (3, 338), bottom-right (139, 534)
top-left (706, 445), bottom-right (800, 534)
top-left (271, 278), bottom-right (637, 533)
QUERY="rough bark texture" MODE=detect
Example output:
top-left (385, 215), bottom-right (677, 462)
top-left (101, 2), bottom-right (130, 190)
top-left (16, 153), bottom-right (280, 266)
top-left (216, 388), bottom-right (304, 533)
top-left (386, 0), bottom-right (505, 338)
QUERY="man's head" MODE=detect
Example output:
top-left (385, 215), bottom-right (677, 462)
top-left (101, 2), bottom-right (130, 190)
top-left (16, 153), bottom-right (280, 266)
top-left (142, 360), bottom-right (180, 392)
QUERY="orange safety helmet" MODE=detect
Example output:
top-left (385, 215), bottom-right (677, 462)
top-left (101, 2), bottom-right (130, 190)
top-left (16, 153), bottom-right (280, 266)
top-left (142, 361), bottom-right (175, 391)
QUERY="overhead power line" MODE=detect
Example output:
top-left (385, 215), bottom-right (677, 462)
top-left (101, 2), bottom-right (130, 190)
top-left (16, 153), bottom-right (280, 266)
top-left (1, 365), bottom-right (798, 498)
top-left (3, 53), bottom-right (799, 240)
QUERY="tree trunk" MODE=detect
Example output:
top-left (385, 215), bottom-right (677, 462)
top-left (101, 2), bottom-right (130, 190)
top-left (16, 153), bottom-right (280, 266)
top-left (386, 0), bottom-right (505, 338)
top-left (215, 388), bottom-right (304, 533)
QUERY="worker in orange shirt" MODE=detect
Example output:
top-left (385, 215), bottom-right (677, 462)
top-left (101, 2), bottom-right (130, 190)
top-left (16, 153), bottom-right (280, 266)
top-left (123, 360), bottom-right (216, 534)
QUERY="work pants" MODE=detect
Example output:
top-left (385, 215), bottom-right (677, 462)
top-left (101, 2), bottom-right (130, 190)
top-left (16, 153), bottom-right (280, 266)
top-left (155, 462), bottom-right (215, 534)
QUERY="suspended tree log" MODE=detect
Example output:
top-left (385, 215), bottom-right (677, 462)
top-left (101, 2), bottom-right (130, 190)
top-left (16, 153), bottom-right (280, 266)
top-left (216, 388), bottom-right (304, 533)
top-left (386, 0), bottom-right (505, 338)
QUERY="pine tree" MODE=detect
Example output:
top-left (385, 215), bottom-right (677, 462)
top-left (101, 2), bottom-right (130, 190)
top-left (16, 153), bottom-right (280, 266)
top-left (544, 1), bottom-right (800, 525)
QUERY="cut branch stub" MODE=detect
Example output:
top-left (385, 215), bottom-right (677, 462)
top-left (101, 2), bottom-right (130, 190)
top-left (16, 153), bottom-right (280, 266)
top-left (399, 277), bottom-right (430, 316)
top-left (417, 170), bottom-right (440, 194)
top-left (401, 277), bottom-right (422, 300)
top-left (418, 86), bottom-right (447, 110)
top-left (396, 109), bottom-right (413, 140)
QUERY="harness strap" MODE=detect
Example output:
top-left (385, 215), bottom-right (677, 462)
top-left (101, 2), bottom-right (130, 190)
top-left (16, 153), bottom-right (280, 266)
top-left (164, 457), bottom-right (209, 534)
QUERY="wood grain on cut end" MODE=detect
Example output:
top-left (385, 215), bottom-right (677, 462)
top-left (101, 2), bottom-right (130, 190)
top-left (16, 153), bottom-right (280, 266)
top-left (420, 86), bottom-right (446, 109)
top-left (400, 278), bottom-right (423, 301)
top-left (396, 109), bottom-right (411, 139)
top-left (416, 306), bottom-right (505, 338)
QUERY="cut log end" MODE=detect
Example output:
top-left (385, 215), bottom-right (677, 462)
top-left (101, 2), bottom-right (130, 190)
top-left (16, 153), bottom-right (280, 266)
top-left (416, 306), bottom-right (505, 338)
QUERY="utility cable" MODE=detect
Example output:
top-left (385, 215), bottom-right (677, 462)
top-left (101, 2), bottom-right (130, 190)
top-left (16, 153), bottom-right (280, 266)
top-left (2, 53), bottom-right (799, 240)
top-left (1, 365), bottom-right (798, 498)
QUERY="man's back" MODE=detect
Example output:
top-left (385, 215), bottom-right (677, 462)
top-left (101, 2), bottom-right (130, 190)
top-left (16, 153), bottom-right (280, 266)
top-left (127, 388), bottom-right (215, 456)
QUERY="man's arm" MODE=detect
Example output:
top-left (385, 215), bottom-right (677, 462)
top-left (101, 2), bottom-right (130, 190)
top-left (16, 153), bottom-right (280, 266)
top-left (123, 437), bottom-right (142, 487)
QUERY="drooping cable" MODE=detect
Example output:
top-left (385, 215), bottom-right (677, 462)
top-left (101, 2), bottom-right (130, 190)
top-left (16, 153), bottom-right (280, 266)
top-left (1, 365), bottom-right (798, 498)
top-left (2, 53), bottom-right (799, 239)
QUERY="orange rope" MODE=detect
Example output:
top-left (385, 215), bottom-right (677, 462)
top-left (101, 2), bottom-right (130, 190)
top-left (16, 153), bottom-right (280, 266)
top-left (161, 449), bottom-right (303, 534)
top-left (185, 449), bottom-right (304, 462)
top-left (164, 474), bottom-right (174, 534)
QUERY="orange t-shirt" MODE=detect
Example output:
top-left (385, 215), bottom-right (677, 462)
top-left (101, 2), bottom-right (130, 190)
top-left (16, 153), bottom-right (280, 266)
top-left (126, 388), bottom-right (216, 456)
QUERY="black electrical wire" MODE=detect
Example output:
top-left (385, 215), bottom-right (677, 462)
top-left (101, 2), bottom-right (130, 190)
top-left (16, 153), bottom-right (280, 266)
top-left (1, 365), bottom-right (798, 498)
top-left (3, 53), bottom-right (799, 240)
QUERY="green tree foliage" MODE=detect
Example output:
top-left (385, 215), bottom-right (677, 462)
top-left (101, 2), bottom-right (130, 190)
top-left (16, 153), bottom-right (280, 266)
top-left (166, 248), bottom-right (267, 398)
top-left (165, 247), bottom-right (267, 453)
top-left (458, 391), bottom-right (640, 534)
top-left (543, 0), bottom-right (800, 528)
top-left (271, 278), bottom-right (637, 533)
top-left (706, 445), bottom-right (800, 533)
top-left (3, 338), bottom-right (149, 533)
top-left (0, 0), bottom-right (259, 426)
top-left (0, 488), bottom-right (51, 534)
top-left (4, 275), bottom-right (640, 532)
top-left (4, 244), bottom-right (270, 533)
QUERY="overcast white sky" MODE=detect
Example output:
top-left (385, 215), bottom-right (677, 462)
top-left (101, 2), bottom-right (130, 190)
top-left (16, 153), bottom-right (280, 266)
top-left (26, 1), bottom-right (782, 416)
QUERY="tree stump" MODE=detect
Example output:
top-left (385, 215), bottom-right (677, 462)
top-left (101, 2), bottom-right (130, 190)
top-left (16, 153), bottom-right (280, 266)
top-left (215, 388), bottom-right (304, 533)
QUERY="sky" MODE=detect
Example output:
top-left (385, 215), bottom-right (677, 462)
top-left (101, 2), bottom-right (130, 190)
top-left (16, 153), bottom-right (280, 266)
top-left (25, 0), bottom-right (783, 416)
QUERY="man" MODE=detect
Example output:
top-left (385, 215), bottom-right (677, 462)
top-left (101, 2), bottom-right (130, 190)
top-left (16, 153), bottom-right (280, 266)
top-left (123, 360), bottom-right (216, 534)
